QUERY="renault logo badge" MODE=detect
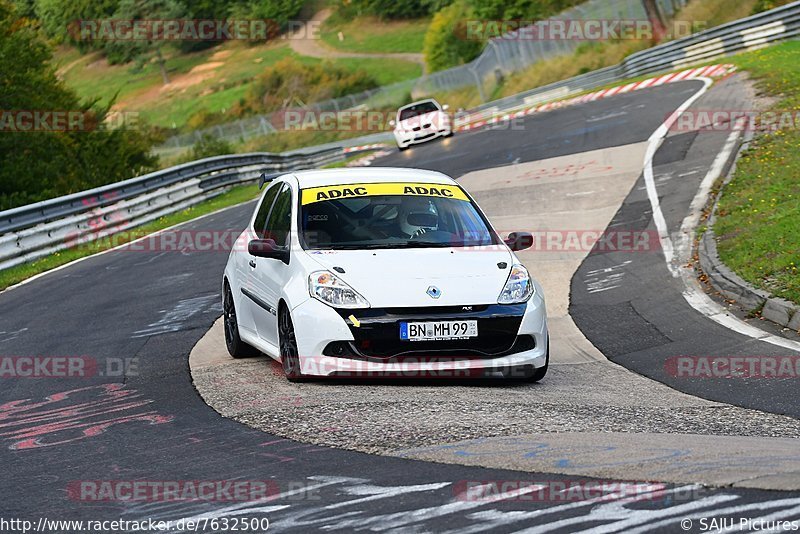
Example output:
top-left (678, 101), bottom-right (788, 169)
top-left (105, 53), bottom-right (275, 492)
top-left (426, 286), bottom-right (442, 299)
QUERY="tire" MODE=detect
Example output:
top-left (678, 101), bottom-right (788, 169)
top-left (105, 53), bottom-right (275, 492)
top-left (444, 129), bottom-right (454, 138)
top-left (278, 305), bottom-right (306, 382)
top-left (526, 339), bottom-right (549, 383)
top-left (223, 283), bottom-right (259, 358)
top-left (398, 145), bottom-right (409, 151)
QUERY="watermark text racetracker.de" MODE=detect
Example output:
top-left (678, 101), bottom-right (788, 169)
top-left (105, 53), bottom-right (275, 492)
top-left (68, 479), bottom-right (320, 502)
top-left (280, 357), bottom-right (544, 379)
top-left (665, 356), bottom-right (800, 379)
top-left (461, 18), bottom-right (708, 41)
top-left (667, 109), bottom-right (800, 132)
top-left (69, 18), bottom-right (320, 41)
top-left (0, 110), bottom-right (139, 132)
top-left (453, 480), bottom-right (709, 503)
top-left (66, 229), bottom-right (661, 254)
top-left (0, 356), bottom-right (138, 378)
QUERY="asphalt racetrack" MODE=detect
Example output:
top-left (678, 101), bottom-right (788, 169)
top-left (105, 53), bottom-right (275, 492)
top-left (2, 75), bottom-right (800, 532)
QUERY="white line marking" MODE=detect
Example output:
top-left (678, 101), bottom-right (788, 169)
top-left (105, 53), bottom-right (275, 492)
top-left (642, 77), bottom-right (713, 272)
top-left (566, 191), bottom-right (595, 197)
top-left (642, 78), bottom-right (800, 352)
top-left (624, 497), bottom-right (800, 534)
top-left (513, 487), bottom-right (734, 534)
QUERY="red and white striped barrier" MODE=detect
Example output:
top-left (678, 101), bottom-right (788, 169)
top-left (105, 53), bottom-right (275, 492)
top-left (456, 64), bottom-right (736, 132)
top-left (345, 149), bottom-right (393, 167)
top-left (343, 143), bottom-right (390, 154)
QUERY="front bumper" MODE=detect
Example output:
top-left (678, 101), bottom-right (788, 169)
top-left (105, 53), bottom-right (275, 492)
top-left (394, 125), bottom-right (451, 148)
top-left (291, 296), bottom-right (547, 377)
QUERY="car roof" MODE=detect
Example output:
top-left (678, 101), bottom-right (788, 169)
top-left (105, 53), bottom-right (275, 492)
top-left (398, 99), bottom-right (439, 111)
top-left (286, 167), bottom-right (456, 189)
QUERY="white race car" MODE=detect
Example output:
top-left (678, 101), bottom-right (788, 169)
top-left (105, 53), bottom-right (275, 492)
top-left (222, 167), bottom-right (548, 382)
top-left (391, 99), bottom-right (452, 151)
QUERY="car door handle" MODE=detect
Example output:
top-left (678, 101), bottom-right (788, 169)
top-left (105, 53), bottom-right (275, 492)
top-left (249, 260), bottom-right (257, 269)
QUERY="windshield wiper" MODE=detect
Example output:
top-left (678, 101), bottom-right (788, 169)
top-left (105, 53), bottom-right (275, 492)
top-left (311, 243), bottom-right (398, 250)
top-left (311, 242), bottom-right (453, 251)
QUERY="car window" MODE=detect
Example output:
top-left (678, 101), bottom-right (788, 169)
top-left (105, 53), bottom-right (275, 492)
top-left (253, 182), bottom-right (281, 238)
top-left (264, 184), bottom-right (292, 247)
top-left (300, 183), bottom-right (498, 250)
top-left (399, 101), bottom-right (439, 121)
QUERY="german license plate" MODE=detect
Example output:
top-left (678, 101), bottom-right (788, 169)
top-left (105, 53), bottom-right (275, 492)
top-left (399, 320), bottom-right (478, 341)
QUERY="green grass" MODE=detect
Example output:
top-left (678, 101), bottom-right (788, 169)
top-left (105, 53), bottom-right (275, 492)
top-left (0, 184), bottom-right (261, 291)
top-left (330, 57), bottom-right (421, 85)
top-left (320, 13), bottom-right (429, 54)
top-left (713, 41), bottom-right (800, 305)
top-left (55, 41), bottom-right (421, 129)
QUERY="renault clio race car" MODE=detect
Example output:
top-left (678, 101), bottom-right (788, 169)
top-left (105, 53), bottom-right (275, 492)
top-left (222, 167), bottom-right (548, 382)
top-left (391, 99), bottom-right (453, 150)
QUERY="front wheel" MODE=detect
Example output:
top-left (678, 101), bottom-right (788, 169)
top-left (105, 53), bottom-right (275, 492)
top-left (223, 283), bottom-right (259, 358)
top-left (279, 305), bottom-right (306, 382)
top-left (398, 145), bottom-right (409, 151)
top-left (526, 340), bottom-right (549, 383)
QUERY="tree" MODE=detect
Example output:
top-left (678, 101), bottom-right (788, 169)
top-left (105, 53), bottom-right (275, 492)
top-left (230, 0), bottom-right (303, 29)
top-left (423, 1), bottom-right (482, 72)
top-left (103, 0), bottom-right (186, 84)
top-left (35, 0), bottom-right (118, 49)
top-left (470, 0), bottom-right (584, 21)
top-left (642, 0), bottom-right (666, 41)
top-left (0, 1), bottom-right (157, 211)
top-left (334, 0), bottom-right (451, 20)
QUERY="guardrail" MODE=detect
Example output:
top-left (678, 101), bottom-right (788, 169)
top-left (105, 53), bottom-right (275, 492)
top-left (159, 0), bottom-right (679, 153)
top-left (160, 0), bottom-right (799, 152)
top-left (2, 1), bottom-right (799, 273)
top-left (454, 1), bottom-right (800, 126)
top-left (0, 147), bottom-right (349, 271)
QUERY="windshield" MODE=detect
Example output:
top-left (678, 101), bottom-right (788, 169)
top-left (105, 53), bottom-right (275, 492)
top-left (399, 101), bottom-right (439, 121)
top-left (300, 183), bottom-right (498, 250)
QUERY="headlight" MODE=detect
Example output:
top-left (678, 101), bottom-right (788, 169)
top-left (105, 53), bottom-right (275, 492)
top-left (497, 264), bottom-right (534, 304)
top-left (309, 271), bottom-right (370, 308)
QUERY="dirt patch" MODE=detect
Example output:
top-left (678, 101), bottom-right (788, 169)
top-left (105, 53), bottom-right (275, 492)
top-left (190, 61), bottom-right (224, 74)
top-left (210, 49), bottom-right (233, 61)
top-left (159, 62), bottom-right (224, 93)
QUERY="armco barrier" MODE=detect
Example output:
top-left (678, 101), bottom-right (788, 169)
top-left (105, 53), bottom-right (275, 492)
top-left (2, 2), bottom-right (799, 272)
top-left (159, 1), bottom-right (798, 152)
top-left (453, 1), bottom-right (800, 129)
top-left (0, 147), bottom-right (349, 271)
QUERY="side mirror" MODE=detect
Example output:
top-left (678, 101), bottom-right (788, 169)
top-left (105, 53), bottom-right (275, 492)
top-left (442, 104), bottom-right (450, 111)
top-left (248, 239), bottom-right (289, 262)
top-left (259, 172), bottom-right (280, 190)
top-left (389, 119), bottom-right (396, 127)
top-left (505, 231), bottom-right (533, 252)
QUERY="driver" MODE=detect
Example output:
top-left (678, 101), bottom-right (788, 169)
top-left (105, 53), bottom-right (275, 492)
top-left (398, 197), bottom-right (438, 238)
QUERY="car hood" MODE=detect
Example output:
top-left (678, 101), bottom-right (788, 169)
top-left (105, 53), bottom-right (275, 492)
top-left (397, 111), bottom-right (443, 129)
top-left (305, 247), bottom-right (514, 307)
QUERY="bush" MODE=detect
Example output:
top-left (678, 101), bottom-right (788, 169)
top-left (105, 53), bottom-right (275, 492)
top-left (230, 0), bottom-right (303, 30)
top-left (751, 0), bottom-right (795, 14)
top-left (423, 1), bottom-right (482, 72)
top-left (34, 0), bottom-right (117, 49)
top-left (186, 108), bottom-right (230, 131)
top-left (243, 57), bottom-right (378, 113)
top-left (191, 134), bottom-right (233, 160)
top-left (470, 0), bottom-right (583, 21)
top-left (335, 0), bottom-right (451, 20)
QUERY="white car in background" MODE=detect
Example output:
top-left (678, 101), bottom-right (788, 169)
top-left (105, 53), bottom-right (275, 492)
top-left (222, 167), bottom-right (548, 382)
top-left (391, 99), bottom-right (453, 151)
